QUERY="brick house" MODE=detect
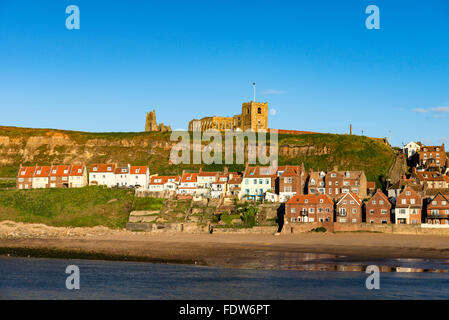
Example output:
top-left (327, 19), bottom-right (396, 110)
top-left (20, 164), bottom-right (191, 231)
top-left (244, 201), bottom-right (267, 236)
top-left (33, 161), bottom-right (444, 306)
top-left (16, 165), bottom-right (36, 189)
top-left (325, 166), bottom-right (367, 200)
top-left (415, 171), bottom-right (449, 190)
top-left (32, 165), bottom-right (52, 189)
top-left (418, 143), bottom-right (446, 168)
top-left (285, 194), bottom-right (333, 223)
top-left (69, 165), bottom-right (88, 188)
top-left (277, 165), bottom-right (306, 202)
top-left (365, 189), bottom-right (392, 224)
top-left (335, 192), bottom-right (362, 223)
top-left (395, 186), bottom-right (423, 224)
top-left (307, 171), bottom-right (326, 195)
top-left (49, 165), bottom-right (71, 188)
top-left (426, 193), bottom-right (449, 225)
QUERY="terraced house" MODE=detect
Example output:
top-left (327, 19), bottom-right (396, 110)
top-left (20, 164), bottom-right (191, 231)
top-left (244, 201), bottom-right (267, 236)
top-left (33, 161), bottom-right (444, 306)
top-left (395, 186), bottom-right (423, 224)
top-left (365, 189), bottom-right (392, 224)
top-left (17, 164), bottom-right (88, 189)
top-left (285, 194), bottom-right (333, 223)
top-left (32, 165), bottom-right (51, 189)
top-left (241, 166), bottom-right (275, 200)
top-left (426, 193), bottom-right (449, 225)
top-left (324, 166), bottom-right (367, 200)
top-left (335, 192), bottom-right (363, 223)
top-left (89, 163), bottom-right (116, 187)
top-left (418, 143), bottom-right (446, 168)
top-left (16, 165), bottom-right (36, 189)
top-left (49, 165), bottom-right (71, 188)
top-left (277, 165), bottom-right (306, 202)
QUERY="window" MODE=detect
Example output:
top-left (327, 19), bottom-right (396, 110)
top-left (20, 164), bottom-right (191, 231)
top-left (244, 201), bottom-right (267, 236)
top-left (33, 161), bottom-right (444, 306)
top-left (379, 200), bottom-right (384, 205)
top-left (372, 200), bottom-right (376, 205)
top-left (381, 210), bottom-right (387, 214)
top-left (291, 208), bottom-right (296, 213)
top-left (370, 210), bottom-right (374, 214)
top-left (406, 191), bottom-right (411, 196)
top-left (107, 167), bottom-right (111, 171)
top-left (410, 199), bottom-right (415, 205)
top-left (352, 209), bottom-right (357, 214)
top-left (291, 217), bottom-right (296, 222)
top-left (257, 107), bottom-right (261, 114)
top-left (402, 199), bottom-right (406, 204)
top-left (309, 208), bottom-right (315, 213)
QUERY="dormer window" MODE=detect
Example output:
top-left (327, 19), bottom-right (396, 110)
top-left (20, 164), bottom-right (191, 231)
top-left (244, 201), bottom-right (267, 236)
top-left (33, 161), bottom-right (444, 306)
top-left (186, 177), bottom-right (191, 180)
top-left (107, 167), bottom-right (111, 171)
top-left (93, 167), bottom-right (97, 171)
top-left (64, 170), bottom-right (68, 174)
top-left (78, 169), bottom-right (82, 173)
top-left (52, 170), bottom-right (56, 174)
top-left (305, 199), bottom-right (308, 203)
top-left (136, 169), bottom-right (140, 173)
top-left (21, 170), bottom-right (26, 175)
top-left (37, 170), bottom-right (42, 175)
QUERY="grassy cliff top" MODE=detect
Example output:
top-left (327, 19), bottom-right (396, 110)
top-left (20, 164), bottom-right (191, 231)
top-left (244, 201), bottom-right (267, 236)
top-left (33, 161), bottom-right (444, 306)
top-left (0, 126), bottom-right (395, 185)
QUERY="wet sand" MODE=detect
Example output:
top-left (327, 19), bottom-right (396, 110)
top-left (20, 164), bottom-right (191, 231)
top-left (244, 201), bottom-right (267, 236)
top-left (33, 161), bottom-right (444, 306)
top-left (2, 232), bottom-right (449, 270)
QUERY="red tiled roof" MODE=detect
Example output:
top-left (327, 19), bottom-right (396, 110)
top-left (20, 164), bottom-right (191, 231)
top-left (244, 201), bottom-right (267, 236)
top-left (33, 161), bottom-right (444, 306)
top-left (337, 192), bottom-right (362, 206)
top-left (50, 165), bottom-right (71, 177)
top-left (130, 166), bottom-right (148, 174)
top-left (198, 171), bottom-right (219, 177)
top-left (115, 167), bottom-right (129, 174)
top-left (70, 165), bottom-right (85, 177)
top-left (181, 173), bottom-right (198, 183)
top-left (367, 182), bottom-right (376, 189)
top-left (243, 166), bottom-right (276, 179)
top-left (89, 163), bottom-right (116, 173)
top-left (150, 175), bottom-right (180, 185)
top-left (287, 194), bottom-right (333, 205)
top-left (18, 166), bottom-right (36, 178)
top-left (34, 166), bottom-right (52, 177)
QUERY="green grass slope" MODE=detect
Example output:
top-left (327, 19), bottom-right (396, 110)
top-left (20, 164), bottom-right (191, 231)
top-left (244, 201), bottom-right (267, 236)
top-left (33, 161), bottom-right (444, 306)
top-left (0, 126), bottom-right (395, 185)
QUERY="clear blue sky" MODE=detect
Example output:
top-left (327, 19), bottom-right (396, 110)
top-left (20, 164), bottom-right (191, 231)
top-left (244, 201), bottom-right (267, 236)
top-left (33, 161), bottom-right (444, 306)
top-left (0, 0), bottom-right (448, 147)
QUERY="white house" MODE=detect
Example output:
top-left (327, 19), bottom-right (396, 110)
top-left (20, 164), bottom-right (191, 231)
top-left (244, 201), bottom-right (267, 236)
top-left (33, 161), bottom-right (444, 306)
top-left (149, 175), bottom-right (180, 192)
top-left (32, 165), bottom-right (51, 189)
top-left (211, 175), bottom-right (228, 198)
top-left (129, 166), bottom-right (149, 188)
top-left (403, 141), bottom-right (421, 160)
top-left (89, 163), bottom-right (116, 187)
top-left (240, 166), bottom-right (275, 200)
top-left (177, 172), bottom-right (199, 195)
top-left (115, 166), bottom-right (130, 187)
top-left (69, 165), bottom-right (88, 188)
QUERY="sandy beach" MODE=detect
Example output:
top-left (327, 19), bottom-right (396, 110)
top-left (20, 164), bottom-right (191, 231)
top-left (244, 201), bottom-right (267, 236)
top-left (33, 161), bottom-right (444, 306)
top-left (2, 221), bottom-right (449, 270)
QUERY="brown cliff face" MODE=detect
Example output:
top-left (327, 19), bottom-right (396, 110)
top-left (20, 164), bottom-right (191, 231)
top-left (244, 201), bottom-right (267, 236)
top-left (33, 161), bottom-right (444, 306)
top-left (0, 126), bottom-right (395, 183)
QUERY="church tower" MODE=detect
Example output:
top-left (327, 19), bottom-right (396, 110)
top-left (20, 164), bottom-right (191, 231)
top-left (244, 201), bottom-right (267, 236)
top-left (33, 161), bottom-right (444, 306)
top-left (241, 101), bottom-right (268, 131)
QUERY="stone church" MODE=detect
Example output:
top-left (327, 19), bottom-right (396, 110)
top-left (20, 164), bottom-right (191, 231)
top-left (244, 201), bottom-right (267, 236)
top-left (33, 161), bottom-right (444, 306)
top-left (145, 110), bottom-right (171, 132)
top-left (188, 101), bottom-right (268, 132)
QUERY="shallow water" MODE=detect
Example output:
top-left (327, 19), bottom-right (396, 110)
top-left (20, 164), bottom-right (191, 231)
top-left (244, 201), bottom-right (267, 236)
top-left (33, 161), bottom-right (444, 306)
top-left (1, 256), bottom-right (449, 299)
